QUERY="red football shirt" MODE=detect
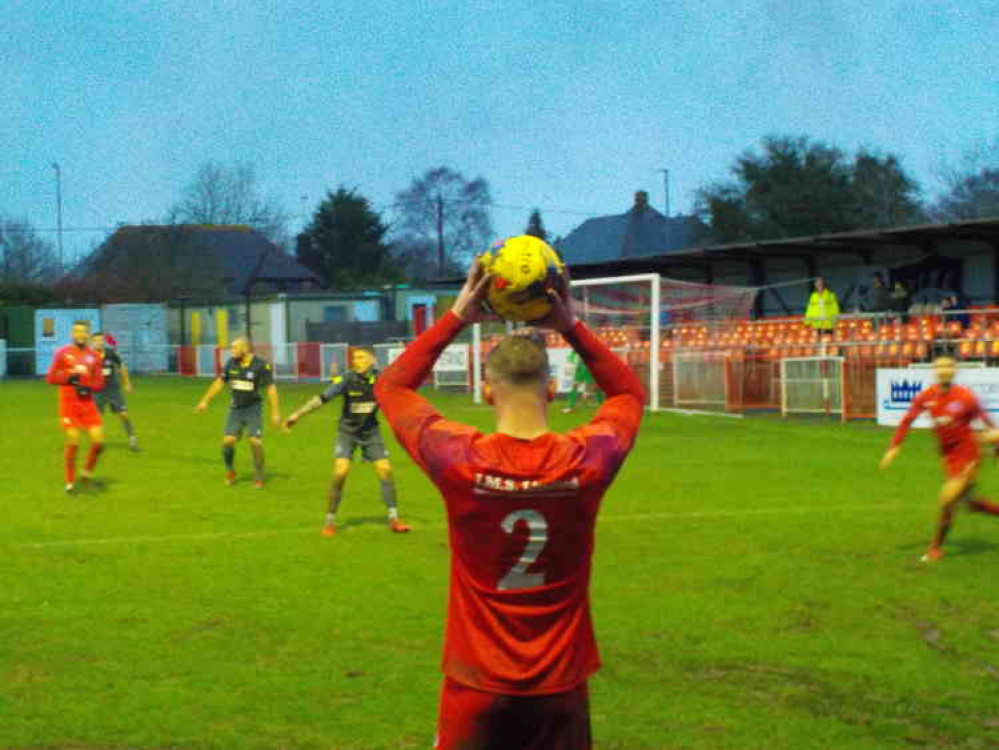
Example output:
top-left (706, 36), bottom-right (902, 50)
top-left (376, 312), bottom-right (645, 695)
top-left (891, 384), bottom-right (992, 472)
top-left (46, 344), bottom-right (106, 406)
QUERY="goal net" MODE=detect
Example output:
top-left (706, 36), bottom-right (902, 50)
top-left (470, 272), bottom-right (761, 411)
top-left (570, 274), bottom-right (659, 409)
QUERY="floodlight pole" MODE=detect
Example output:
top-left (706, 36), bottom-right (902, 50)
top-left (51, 162), bottom-right (64, 273)
top-left (656, 168), bottom-right (670, 217)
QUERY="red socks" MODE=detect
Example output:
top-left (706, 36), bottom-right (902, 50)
top-left (64, 445), bottom-right (78, 484)
top-left (968, 498), bottom-right (999, 516)
top-left (85, 443), bottom-right (104, 472)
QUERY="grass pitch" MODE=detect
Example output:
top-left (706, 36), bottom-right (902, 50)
top-left (2, 376), bottom-right (999, 749)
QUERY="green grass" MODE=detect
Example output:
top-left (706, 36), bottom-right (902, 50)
top-left (3, 377), bottom-right (999, 749)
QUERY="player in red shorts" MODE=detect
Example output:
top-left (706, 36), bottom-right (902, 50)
top-left (46, 321), bottom-right (107, 493)
top-left (881, 356), bottom-right (999, 562)
top-left (375, 262), bottom-right (644, 750)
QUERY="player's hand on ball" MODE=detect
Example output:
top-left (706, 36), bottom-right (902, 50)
top-left (534, 268), bottom-right (577, 334)
top-left (452, 259), bottom-right (493, 323)
top-left (879, 447), bottom-right (900, 470)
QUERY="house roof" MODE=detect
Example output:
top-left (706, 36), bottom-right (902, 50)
top-left (111, 224), bottom-right (320, 293)
top-left (556, 204), bottom-right (703, 264)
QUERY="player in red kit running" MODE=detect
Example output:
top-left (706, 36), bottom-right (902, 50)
top-left (375, 262), bottom-right (644, 750)
top-left (881, 356), bottom-right (999, 562)
top-left (46, 321), bottom-right (107, 492)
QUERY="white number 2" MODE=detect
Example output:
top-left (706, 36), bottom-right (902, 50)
top-left (498, 509), bottom-right (548, 591)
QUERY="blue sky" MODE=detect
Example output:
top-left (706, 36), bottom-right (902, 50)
top-left (2, 0), bottom-right (996, 263)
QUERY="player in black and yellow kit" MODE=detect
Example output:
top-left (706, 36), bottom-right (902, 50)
top-left (91, 333), bottom-right (139, 451)
top-left (284, 347), bottom-right (410, 536)
top-left (196, 338), bottom-right (281, 488)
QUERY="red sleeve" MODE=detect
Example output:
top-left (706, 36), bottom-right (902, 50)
top-left (46, 348), bottom-right (73, 385)
top-left (374, 311), bottom-right (473, 474)
top-left (890, 391), bottom-right (926, 448)
top-left (563, 320), bottom-right (645, 457)
top-left (973, 393), bottom-right (995, 429)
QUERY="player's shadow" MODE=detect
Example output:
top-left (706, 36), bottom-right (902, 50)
top-left (261, 471), bottom-right (293, 483)
top-left (338, 515), bottom-right (394, 530)
top-left (79, 477), bottom-right (118, 494)
top-left (949, 537), bottom-right (998, 557)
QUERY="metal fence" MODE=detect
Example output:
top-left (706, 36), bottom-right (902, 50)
top-left (6, 309), bottom-right (999, 419)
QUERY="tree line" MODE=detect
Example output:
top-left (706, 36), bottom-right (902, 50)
top-left (1, 134), bottom-right (996, 304)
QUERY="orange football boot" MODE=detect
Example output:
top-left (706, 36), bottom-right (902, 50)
top-left (389, 518), bottom-right (411, 533)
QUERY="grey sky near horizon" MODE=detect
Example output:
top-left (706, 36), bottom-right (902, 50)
top-left (2, 0), bottom-right (996, 264)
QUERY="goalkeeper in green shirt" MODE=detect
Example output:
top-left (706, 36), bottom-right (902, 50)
top-left (561, 349), bottom-right (604, 413)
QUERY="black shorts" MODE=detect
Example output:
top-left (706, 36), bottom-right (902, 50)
top-left (96, 386), bottom-right (127, 414)
top-left (225, 404), bottom-right (263, 439)
top-left (335, 427), bottom-right (388, 462)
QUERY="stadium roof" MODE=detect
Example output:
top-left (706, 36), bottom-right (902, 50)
top-left (110, 224), bottom-right (321, 294)
top-left (565, 217), bottom-right (999, 280)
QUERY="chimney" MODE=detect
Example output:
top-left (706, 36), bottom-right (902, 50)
top-left (633, 190), bottom-right (649, 213)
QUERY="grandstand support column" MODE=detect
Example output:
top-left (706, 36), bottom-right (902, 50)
top-left (750, 258), bottom-right (766, 319)
top-left (650, 273), bottom-right (661, 411)
top-left (992, 243), bottom-right (999, 304)
top-left (472, 322), bottom-right (482, 405)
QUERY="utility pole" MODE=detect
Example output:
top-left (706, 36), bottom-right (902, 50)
top-left (656, 168), bottom-right (670, 217)
top-left (435, 194), bottom-right (445, 276)
top-left (51, 162), bottom-right (64, 273)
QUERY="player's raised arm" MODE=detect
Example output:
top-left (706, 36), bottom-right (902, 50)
top-left (375, 260), bottom-right (490, 469)
top-left (120, 357), bottom-right (132, 394)
top-left (284, 378), bottom-right (344, 429)
top-left (881, 392), bottom-right (926, 469)
top-left (540, 273), bottom-right (645, 453)
top-left (266, 383), bottom-right (281, 427)
top-left (196, 377), bottom-right (225, 412)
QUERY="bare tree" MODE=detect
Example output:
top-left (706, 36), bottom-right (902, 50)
top-left (392, 167), bottom-right (493, 278)
top-left (167, 161), bottom-right (289, 245)
top-left (931, 138), bottom-right (999, 221)
top-left (0, 215), bottom-right (60, 284)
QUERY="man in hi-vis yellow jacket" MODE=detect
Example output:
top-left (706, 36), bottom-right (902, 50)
top-left (805, 277), bottom-right (840, 335)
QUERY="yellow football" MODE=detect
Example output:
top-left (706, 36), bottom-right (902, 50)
top-left (478, 235), bottom-right (565, 322)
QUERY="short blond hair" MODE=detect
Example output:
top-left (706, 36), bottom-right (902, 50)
top-left (486, 331), bottom-right (549, 386)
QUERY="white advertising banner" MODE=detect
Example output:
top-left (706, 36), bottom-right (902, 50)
top-left (433, 344), bottom-right (469, 375)
top-left (876, 367), bottom-right (999, 427)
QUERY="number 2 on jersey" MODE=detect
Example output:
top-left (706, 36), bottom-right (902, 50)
top-left (498, 509), bottom-right (548, 591)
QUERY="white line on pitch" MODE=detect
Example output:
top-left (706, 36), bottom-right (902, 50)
top-left (9, 504), bottom-right (906, 550)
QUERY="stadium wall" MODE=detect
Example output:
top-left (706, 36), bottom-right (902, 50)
top-left (34, 308), bottom-right (102, 374)
top-left (101, 304), bottom-right (169, 373)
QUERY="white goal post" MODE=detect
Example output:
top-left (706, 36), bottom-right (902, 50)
top-left (569, 274), bottom-right (660, 411)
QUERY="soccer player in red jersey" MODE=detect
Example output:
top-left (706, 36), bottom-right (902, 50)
top-left (881, 356), bottom-right (999, 562)
top-left (375, 262), bottom-right (644, 750)
top-left (46, 321), bottom-right (107, 493)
